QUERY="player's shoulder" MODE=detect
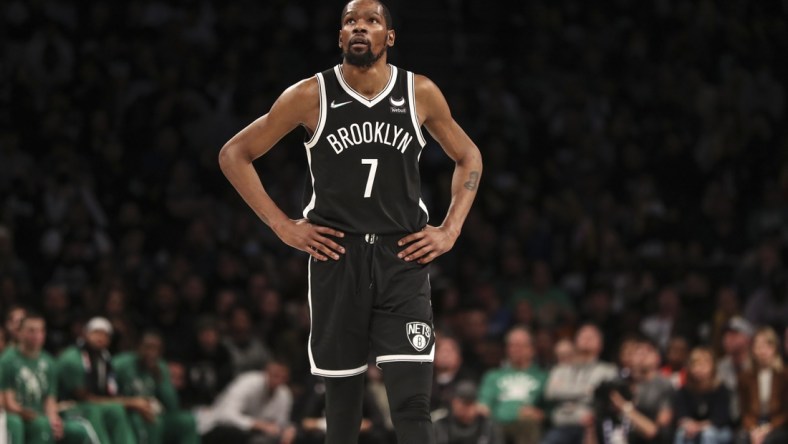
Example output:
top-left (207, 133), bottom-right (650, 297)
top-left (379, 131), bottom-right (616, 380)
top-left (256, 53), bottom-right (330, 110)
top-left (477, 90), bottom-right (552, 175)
top-left (111, 352), bottom-right (135, 369)
top-left (57, 345), bottom-right (79, 360)
top-left (275, 75), bottom-right (321, 114)
top-left (287, 75), bottom-right (320, 97)
top-left (41, 351), bottom-right (56, 364)
top-left (411, 72), bottom-right (442, 97)
top-left (410, 72), bottom-right (448, 119)
top-left (1, 346), bottom-right (23, 361)
top-left (0, 348), bottom-right (16, 367)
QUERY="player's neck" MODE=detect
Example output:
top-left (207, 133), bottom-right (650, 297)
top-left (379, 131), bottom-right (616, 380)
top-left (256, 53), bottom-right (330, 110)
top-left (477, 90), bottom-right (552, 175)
top-left (19, 345), bottom-right (40, 359)
top-left (340, 60), bottom-right (391, 99)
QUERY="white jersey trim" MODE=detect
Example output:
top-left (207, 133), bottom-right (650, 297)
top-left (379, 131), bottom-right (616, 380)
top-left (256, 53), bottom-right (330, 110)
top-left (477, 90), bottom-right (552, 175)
top-left (375, 343), bottom-right (436, 368)
top-left (302, 143), bottom-right (317, 218)
top-left (418, 198), bottom-right (429, 221)
top-left (304, 73), bottom-right (328, 149)
top-left (410, 71), bottom-right (428, 221)
top-left (335, 64), bottom-right (398, 108)
top-left (306, 259), bottom-right (369, 378)
top-left (407, 71), bottom-right (427, 147)
top-left (311, 364), bottom-right (368, 378)
top-left (302, 74), bottom-right (323, 218)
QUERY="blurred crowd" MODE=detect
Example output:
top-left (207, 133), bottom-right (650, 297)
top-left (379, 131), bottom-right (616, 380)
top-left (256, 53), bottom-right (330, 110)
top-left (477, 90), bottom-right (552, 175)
top-left (1, 0), bottom-right (787, 443)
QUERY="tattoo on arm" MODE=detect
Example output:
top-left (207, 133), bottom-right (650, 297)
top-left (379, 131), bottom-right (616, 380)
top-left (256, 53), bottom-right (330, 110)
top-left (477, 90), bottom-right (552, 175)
top-left (464, 171), bottom-right (480, 191)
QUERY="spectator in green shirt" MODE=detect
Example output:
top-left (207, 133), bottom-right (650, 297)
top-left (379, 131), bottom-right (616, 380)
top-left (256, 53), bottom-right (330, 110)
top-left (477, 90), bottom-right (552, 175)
top-left (1, 313), bottom-right (92, 444)
top-left (56, 317), bottom-right (150, 444)
top-left (478, 326), bottom-right (547, 444)
top-left (112, 331), bottom-right (198, 444)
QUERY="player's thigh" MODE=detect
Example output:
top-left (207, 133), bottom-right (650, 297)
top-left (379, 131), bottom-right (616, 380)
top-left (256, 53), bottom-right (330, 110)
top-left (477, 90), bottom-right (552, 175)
top-left (162, 410), bottom-right (198, 444)
top-left (307, 251), bottom-right (373, 376)
top-left (5, 413), bottom-right (25, 443)
top-left (371, 252), bottom-right (434, 365)
top-left (61, 419), bottom-right (92, 444)
top-left (25, 416), bottom-right (54, 444)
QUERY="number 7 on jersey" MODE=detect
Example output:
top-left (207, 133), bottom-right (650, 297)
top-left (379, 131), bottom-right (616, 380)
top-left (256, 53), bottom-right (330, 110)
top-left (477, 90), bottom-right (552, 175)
top-left (361, 159), bottom-right (378, 198)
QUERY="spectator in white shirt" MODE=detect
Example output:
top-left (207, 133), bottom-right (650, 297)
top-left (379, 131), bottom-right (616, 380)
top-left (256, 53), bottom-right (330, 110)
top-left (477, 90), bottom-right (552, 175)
top-left (196, 359), bottom-right (295, 444)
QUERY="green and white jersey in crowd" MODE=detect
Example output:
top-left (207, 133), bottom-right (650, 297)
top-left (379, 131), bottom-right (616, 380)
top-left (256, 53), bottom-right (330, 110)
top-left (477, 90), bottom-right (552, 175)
top-left (112, 353), bottom-right (179, 412)
top-left (478, 364), bottom-right (548, 423)
top-left (56, 345), bottom-right (90, 400)
top-left (0, 347), bottom-right (57, 414)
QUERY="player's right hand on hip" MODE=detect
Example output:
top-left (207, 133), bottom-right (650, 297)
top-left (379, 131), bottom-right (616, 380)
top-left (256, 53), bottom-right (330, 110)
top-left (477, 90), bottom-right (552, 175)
top-left (276, 218), bottom-right (345, 261)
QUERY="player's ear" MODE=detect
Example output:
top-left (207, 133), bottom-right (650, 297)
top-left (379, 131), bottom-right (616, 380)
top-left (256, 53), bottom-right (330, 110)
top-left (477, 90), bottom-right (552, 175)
top-left (338, 30), bottom-right (343, 48)
top-left (387, 29), bottom-right (395, 47)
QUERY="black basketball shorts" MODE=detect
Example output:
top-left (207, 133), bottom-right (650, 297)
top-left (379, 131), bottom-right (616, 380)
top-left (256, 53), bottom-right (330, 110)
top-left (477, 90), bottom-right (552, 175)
top-left (307, 232), bottom-right (435, 377)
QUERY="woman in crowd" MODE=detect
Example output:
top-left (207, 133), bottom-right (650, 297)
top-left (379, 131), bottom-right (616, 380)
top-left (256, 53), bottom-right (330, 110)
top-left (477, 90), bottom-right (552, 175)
top-left (737, 327), bottom-right (788, 444)
top-left (673, 347), bottom-right (732, 444)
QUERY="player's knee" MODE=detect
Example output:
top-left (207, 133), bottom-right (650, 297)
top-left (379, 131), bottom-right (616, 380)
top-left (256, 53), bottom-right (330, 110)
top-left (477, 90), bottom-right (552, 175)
top-left (65, 421), bottom-right (92, 440)
top-left (389, 391), bottom-right (431, 423)
top-left (29, 415), bottom-right (53, 435)
top-left (5, 413), bottom-right (25, 439)
top-left (5, 412), bottom-right (24, 428)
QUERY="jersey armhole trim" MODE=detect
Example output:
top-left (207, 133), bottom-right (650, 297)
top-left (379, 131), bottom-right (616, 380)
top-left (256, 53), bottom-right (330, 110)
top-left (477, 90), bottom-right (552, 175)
top-left (304, 73), bottom-right (327, 149)
top-left (407, 71), bottom-right (427, 148)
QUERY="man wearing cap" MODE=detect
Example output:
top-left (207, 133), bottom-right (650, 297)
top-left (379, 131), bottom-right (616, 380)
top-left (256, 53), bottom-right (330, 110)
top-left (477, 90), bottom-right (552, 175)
top-left (433, 380), bottom-right (503, 444)
top-left (56, 316), bottom-right (148, 444)
top-left (717, 315), bottom-right (754, 422)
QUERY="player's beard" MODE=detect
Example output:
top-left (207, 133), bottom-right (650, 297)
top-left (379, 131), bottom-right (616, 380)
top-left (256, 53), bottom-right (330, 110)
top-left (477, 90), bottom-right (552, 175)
top-left (343, 43), bottom-right (386, 68)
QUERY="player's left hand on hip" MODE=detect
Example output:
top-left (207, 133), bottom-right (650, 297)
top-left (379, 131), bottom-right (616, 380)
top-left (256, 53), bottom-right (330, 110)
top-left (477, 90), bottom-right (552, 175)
top-left (397, 225), bottom-right (456, 264)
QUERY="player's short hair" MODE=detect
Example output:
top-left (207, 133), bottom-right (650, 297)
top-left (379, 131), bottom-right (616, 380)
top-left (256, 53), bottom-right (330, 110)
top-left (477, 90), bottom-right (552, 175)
top-left (19, 312), bottom-right (45, 328)
top-left (505, 325), bottom-right (532, 343)
top-left (341, 0), bottom-right (394, 30)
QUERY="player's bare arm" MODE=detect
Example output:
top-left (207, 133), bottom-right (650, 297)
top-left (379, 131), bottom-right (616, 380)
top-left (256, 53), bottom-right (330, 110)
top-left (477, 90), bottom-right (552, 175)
top-left (3, 389), bottom-right (37, 420)
top-left (398, 74), bottom-right (483, 264)
top-left (219, 78), bottom-right (346, 261)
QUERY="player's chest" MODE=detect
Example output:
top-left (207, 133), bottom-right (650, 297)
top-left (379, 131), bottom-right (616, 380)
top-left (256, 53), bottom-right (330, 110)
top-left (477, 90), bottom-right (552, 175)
top-left (320, 117), bottom-right (419, 156)
top-left (129, 374), bottom-right (156, 395)
top-left (15, 361), bottom-right (49, 391)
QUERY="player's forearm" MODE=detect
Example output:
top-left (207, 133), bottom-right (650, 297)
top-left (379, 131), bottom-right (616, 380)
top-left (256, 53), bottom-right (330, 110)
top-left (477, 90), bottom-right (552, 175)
top-left (3, 391), bottom-right (26, 414)
top-left (44, 396), bottom-right (58, 418)
top-left (218, 145), bottom-right (290, 231)
top-left (440, 148), bottom-right (482, 238)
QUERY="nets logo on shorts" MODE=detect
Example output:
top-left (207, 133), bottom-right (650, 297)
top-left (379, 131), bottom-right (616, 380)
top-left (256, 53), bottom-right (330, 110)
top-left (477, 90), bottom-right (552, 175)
top-left (406, 322), bottom-right (432, 352)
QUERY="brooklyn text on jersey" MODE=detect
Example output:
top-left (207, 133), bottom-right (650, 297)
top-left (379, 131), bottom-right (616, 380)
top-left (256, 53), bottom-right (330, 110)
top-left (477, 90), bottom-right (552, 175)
top-left (325, 121), bottom-right (415, 154)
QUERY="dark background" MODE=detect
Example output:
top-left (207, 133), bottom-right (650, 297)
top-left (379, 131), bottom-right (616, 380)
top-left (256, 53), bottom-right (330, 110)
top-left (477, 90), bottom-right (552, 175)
top-left (1, 0), bottom-right (787, 438)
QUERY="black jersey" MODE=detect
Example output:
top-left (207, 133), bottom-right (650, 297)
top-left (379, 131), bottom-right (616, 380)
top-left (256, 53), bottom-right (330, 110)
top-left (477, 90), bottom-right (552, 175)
top-left (302, 64), bottom-right (428, 235)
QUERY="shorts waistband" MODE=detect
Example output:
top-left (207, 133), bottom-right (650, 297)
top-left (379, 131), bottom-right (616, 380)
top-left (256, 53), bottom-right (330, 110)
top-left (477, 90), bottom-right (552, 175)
top-left (340, 232), bottom-right (407, 247)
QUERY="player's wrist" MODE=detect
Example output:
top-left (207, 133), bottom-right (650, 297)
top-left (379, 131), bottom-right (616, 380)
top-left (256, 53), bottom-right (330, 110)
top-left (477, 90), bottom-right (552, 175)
top-left (269, 216), bottom-right (292, 235)
top-left (439, 224), bottom-right (460, 241)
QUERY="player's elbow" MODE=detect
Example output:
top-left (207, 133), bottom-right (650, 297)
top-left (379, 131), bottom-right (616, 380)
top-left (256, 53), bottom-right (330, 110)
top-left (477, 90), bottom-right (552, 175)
top-left (218, 142), bottom-right (232, 168)
top-left (458, 144), bottom-right (483, 169)
top-left (218, 142), bottom-right (244, 173)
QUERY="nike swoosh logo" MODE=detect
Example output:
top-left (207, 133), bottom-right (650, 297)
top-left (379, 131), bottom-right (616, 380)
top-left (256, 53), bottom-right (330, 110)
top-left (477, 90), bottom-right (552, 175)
top-left (389, 96), bottom-right (405, 107)
top-left (330, 100), bottom-right (352, 108)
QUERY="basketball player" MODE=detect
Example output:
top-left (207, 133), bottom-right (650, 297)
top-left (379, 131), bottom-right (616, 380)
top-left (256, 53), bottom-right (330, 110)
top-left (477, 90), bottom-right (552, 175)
top-left (219, 1), bottom-right (482, 442)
